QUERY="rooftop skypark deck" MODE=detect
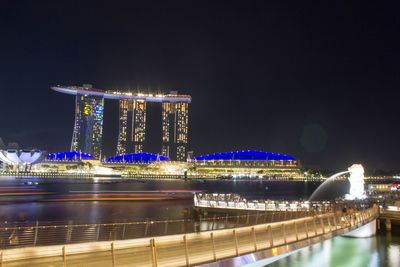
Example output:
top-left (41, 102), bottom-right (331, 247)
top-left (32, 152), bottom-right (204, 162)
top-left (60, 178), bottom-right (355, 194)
top-left (51, 85), bottom-right (192, 102)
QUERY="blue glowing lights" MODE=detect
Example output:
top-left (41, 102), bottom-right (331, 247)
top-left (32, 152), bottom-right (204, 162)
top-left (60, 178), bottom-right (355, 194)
top-left (194, 150), bottom-right (296, 161)
top-left (46, 151), bottom-right (94, 161)
top-left (107, 153), bottom-right (169, 164)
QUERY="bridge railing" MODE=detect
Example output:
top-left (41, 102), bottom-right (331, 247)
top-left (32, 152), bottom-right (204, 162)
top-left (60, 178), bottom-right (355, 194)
top-left (0, 206), bottom-right (378, 266)
top-left (194, 193), bottom-right (335, 212)
top-left (0, 209), bottom-right (314, 250)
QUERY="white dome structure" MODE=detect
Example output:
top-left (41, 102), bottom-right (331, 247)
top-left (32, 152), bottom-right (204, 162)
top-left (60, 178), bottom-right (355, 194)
top-left (0, 149), bottom-right (43, 166)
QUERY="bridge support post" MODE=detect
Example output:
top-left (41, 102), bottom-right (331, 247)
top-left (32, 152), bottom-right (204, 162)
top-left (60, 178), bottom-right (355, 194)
top-left (122, 224), bottom-right (126, 239)
top-left (33, 220), bottom-right (39, 246)
top-left (164, 219), bottom-right (169, 234)
top-left (320, 216), bottom-right (325, 234)
top-left (377, 219), bottom-right (380, 230)
top-left (313, 217), bottom-right (317, 236)
top-left (327, 215), bottom-right (332, 232)
top-left (144, 219), bottom-right (150, 236)
top-left (183, 235), bottom-right (190, 266)
top-left (304, 219), bottom-right (309, 238)
top-left (96, 224), bottom-right (100, 241)
top-left (233, 230), bottom-right (239, 256)
top-left (111, 242), bottom-right (116, 267)
top-left (281, 224), bottom-right (287, 244)
top-left (150, 238), bottom-right (157, 267)
top-left (212, 214), bottom-right (216, 230)
top-left (342, 215), bottom-right (347, 228)
top-left (333, 214), bottom-right (338, 230)
top-left (62, 245), bottom-right (67, 267)
top-left (386, 219), bottom-right (391, 231)
top-left (251, 227), bottom-right (257, 251)
top-left (267, 225), bottom-right (273, 247)
top-left (294, 222), bottom-right (298, 241)
top-left (210, 232), bottom-right (217, 261)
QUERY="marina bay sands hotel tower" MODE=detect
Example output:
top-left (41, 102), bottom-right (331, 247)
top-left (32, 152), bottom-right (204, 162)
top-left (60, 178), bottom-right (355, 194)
top-left (51, 84), bottom-right (191, 161)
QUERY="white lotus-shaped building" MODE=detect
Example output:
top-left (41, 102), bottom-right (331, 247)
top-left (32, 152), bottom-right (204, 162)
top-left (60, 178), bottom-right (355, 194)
top-left (0, 149), bottom-right (43, 165)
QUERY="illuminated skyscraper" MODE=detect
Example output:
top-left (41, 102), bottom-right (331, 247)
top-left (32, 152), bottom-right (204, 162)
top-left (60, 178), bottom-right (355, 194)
top-left (117, 99), bottom-right (147, 154)
top-left (162, 99), bottom-right (189, 161)
top-left (52, 85), bottom-right (190, 161)
top-left (71, 89), bottom-right (104, 159)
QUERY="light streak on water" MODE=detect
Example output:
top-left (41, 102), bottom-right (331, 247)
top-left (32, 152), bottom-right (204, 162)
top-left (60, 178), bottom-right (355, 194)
top-left (69, 190), bottom-right (206, 193)
top-left (40, 197), bottom-right (175, 202)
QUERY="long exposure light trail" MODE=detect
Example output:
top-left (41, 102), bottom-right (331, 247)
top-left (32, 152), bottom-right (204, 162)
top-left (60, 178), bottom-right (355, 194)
top-left (40, 197), bottom-right (175, 202)
top-left (0, 187), bottom-right (41, 191)
top-left (0, 192), bottom-right (52, 196)
top-left (69, 190), bottom-right (206, 193)
top-left (63, 193), bottom-right (170, 197)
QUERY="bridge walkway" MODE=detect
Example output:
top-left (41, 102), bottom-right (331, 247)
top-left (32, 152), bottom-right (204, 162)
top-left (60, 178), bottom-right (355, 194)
top-left (1, 206), bottom-right (378, 267)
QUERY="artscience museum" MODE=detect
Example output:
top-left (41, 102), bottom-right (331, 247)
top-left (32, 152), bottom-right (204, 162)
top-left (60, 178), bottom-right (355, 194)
top-left (0, 149), bottom-right (44, 170)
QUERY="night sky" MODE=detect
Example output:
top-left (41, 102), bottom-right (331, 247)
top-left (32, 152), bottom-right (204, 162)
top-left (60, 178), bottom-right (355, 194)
top-left (1, 1), bottom-right (399, 171)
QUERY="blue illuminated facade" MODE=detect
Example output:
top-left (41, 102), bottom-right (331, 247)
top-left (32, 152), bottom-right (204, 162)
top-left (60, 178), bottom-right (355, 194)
top-left (194, 150), bottom-right (296, 161)
top-left (107, 152), bottom-right (169, 164)
top-left (46, 151), bottom-right (94, 161)
top-left (71, 93), bottom-right (104, 159)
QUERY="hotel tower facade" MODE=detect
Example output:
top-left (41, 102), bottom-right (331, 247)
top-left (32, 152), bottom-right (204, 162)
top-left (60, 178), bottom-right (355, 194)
top-left (52, 85), bottom-right (191, 160)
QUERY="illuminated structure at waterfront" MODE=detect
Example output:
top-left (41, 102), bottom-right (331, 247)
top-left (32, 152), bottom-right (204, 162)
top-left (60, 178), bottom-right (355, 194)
top-left (0, 149), bottom-right (44, 170)
top-left (51, 85), bottom-right (191, 160)
top-left (71, 88), bottom-right (104, 158)
top-left (46, 151), bottom-right (94, 162)
top-left (192, 150), bottom-right (300, 177)
top-left (193, 150), bottom-right (299, 168)
top-left (117, 99), bottom-right (147, 154)
top-left (107, 152), bottom-right (169, 164)
top-left (161, 100), bottom-right (189, 161)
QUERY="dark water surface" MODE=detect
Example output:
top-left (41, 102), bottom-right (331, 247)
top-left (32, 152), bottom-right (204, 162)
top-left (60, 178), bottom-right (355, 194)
top-left (0, 176), bottom-right (320, 223)
top-left (251, 229), bottom-right (400, 267)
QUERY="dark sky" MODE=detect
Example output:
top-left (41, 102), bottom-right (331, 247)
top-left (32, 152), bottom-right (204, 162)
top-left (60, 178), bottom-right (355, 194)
top-left (1, 1), bottom-right (399, 170)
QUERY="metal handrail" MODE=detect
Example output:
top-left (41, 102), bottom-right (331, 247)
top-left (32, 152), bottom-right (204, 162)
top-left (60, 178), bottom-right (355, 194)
top-left (0, 206), bottom-right (378, 266)
top-left (0, 210), bottom-right (314, 250)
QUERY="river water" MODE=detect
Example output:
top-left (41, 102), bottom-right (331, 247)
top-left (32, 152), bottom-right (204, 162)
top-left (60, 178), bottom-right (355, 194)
top-left (0, 176), bottom-right (319, 223)
top-left (250, 229), bottom-right (400, 267)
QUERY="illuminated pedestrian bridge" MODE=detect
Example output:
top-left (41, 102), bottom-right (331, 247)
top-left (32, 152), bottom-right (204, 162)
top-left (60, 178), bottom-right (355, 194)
top-left (0, 200), bottom-right (378, 266)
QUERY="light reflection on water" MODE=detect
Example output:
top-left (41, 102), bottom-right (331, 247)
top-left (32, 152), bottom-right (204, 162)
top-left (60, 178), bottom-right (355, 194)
top-left (0, 176), bottom-right (320, 223)
top-left (263, 230), bottom-right (400, 267)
